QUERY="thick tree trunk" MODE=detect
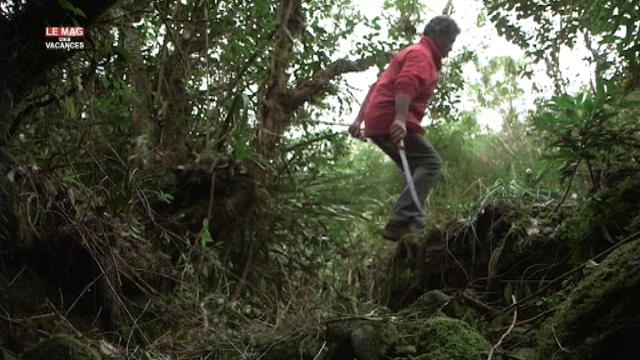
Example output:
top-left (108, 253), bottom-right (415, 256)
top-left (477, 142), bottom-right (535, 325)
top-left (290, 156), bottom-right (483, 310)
top-left (257, 0), bottom-right (389, 155)
top-left (257, 0), bottom-right (300, 154)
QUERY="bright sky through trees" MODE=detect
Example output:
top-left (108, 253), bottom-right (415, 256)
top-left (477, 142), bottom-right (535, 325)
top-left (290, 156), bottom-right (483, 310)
top-left (340, 0), bottom-right (592, 132)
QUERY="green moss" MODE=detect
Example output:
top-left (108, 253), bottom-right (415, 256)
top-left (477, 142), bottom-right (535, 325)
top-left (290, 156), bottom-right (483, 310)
top-left (567, 176), bottom-right (640, 261)
top-left (400, 290), bottom-right (452, 319)
top-left (537, 239), bottom-right (640, 360)
top-left (21, 335), bottom-right (100, 360)
top-left (626, 214), bottom-right (640, 234)
top-left (414, 316), bottom-right (490, 360)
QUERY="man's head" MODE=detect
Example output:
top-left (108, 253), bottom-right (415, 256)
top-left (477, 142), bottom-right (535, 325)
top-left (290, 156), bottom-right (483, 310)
top-left (423, 15), bottom-right (460, 58)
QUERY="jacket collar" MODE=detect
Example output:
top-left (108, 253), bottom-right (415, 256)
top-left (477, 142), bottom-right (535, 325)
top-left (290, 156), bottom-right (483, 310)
top-left (420, 36), bottom-right (443, 71)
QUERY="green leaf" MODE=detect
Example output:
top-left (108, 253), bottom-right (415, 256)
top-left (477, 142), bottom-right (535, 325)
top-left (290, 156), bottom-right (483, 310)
top-left (57, 0), bottom-right (75, 11)
top-left (74, 6), bottom-right (87, 18)
top-left (114, 46), bottom-right (132, 63)
top-left (63, 96), bottom-right (77, 119)
top-left (58, 0), bottom-right (86, 19)
top-left (108, 194), bottom-right (130, 213)
top-left (156, 190), bottom-right (174, 204)
top-left (200, 218), bottom-right (213, 247)
top-left (504, 282), bottom-right (513, 303)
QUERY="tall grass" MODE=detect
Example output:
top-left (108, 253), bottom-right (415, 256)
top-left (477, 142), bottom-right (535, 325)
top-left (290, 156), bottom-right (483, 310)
top-left (426, 117), bottom-right (557, 226)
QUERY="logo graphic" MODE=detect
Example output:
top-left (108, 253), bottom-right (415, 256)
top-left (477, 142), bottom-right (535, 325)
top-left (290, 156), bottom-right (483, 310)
top-left (45, 27), bottom-right (85, 50)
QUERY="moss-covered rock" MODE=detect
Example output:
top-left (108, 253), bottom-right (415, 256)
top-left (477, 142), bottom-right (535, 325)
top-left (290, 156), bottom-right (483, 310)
top-left (381, 202), bottom-right (573, 310)
top-left (351, 321), bottom-right (399, 360)
top-left (326, 319), bottom-right (399, 360)
top-left (537, 239), bottom-right (640, 360)
top-left (21, 335), bottom-right (100, 360)
top-left (567, 176), bottom-right (640, 260)
top-left (400, 290), bottom-right (452, 318)
top-left (414, 316), bottom-right (490, 360)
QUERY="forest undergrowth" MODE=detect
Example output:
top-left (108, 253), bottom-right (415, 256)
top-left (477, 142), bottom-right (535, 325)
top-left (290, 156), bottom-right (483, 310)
top-left (2, 83), bottom-right (639, 359)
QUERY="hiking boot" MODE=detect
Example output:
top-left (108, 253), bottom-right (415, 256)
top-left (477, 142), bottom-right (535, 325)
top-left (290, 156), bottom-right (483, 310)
top-left (383, 221), bottom-right (425, 241)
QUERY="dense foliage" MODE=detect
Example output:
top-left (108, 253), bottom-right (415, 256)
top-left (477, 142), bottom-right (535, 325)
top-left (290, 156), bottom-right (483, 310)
top-left (0, 0), bottom-right (638, 359)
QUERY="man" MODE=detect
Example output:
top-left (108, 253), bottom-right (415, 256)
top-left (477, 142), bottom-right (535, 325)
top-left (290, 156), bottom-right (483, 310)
top-left (349, 16), bottom-right (460, 240)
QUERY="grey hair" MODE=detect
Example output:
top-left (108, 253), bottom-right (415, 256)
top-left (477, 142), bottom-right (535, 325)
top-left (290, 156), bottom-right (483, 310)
top-left (423, 15), bottom-right (460, 37)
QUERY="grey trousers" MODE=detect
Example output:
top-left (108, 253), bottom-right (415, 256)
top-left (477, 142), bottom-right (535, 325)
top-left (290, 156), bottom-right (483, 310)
top-left (370, 132), bottom-right (442, 227)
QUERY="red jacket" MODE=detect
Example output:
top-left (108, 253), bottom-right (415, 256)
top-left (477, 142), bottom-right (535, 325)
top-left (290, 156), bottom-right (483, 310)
top-left (362, 36), bottom-right (442, 137)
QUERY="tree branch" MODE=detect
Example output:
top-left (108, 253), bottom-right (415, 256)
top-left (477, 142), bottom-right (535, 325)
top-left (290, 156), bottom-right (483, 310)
top-left (265, 0), bottom-right (301, 92)
top-left (290, 53), bottom-right (390, 108)
top-left (257, 0), bottom-right (389, 154)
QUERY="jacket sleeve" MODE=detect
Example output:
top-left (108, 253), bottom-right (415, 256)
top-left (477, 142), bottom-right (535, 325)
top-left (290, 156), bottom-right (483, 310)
top-left (393, 49), bottom-right (433, 99)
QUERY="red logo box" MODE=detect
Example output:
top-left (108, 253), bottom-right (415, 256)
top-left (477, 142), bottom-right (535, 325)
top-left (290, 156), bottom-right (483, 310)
top-left (45, 27), bottom-right (85, 37)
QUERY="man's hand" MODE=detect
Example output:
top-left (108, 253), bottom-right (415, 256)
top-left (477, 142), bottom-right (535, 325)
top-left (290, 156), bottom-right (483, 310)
top-left (390, 117), bottom-right (407, 148)
top-left (349, 119), bottom-right (365, 141)
top-left (392, 93), bottom-right (411, 148)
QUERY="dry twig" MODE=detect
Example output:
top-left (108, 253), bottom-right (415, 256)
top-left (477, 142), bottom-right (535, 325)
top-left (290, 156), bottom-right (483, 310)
top-left (458, 291), bottom-right (499, 318)
top-left (552, 325), bottom-right (573, 353)
top-left (493, 306), bottom-right (560, 333)
top-left (488, 295), bottom-right (517, 360)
